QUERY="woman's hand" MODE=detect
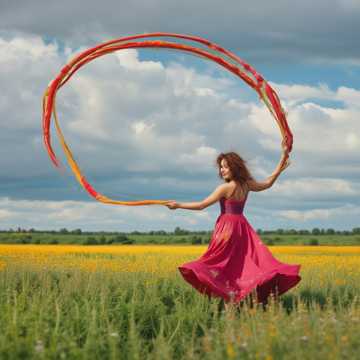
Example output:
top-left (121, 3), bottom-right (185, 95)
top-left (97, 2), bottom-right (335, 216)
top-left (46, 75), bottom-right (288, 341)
top-left (280, 140), bottom-right (291, 172)
top-left (165, 200), bottom-right (180, 210)
top-left (281, 139), bottom-right (290, 154)
top-left (281, 159), bottom-right (291, 171)
top-left (280, 156), bottom-right (291, 172)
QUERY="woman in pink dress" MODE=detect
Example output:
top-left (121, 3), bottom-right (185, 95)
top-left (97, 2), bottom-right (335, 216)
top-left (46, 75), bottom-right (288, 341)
top-left (166, 147), bottom-right (301, 308)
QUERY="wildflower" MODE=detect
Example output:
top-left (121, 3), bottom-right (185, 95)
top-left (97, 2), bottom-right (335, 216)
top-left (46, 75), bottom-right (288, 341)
top-left (226, 342), bottom-right (236, 358)
top-left (240, 341), bottom-right (248, 349)
top-left (34, 340), bottom-right (44, 353)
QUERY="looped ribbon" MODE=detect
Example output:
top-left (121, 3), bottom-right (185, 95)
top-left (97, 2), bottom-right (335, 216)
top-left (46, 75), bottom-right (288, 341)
top-left (42, 32), bottom-right (293, 206)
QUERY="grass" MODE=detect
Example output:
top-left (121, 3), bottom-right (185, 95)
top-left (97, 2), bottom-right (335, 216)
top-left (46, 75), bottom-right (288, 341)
top-left (0, 245), bottom-right (359, 359)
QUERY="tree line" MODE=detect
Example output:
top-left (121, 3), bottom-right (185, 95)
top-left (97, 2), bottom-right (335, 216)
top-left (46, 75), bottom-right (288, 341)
top-left (1, 226), bottom-right (360, 236)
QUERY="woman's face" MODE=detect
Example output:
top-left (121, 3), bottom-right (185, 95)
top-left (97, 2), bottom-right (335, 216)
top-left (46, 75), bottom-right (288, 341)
top-left (220, 159), bottom-right (232, 181)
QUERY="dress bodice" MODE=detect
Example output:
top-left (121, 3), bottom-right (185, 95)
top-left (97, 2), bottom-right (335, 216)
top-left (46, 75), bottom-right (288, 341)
top-left (220, 194), bottom-right (248, 215)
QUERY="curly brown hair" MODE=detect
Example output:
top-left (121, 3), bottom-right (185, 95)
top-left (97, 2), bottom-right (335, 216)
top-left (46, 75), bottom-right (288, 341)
top-left (216, 152), bottom-right (255, 186)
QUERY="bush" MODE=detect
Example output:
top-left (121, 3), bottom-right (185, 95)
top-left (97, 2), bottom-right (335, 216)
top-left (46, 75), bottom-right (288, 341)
top-left (191, 236), bottom-right (202, 244)
top-left (309, 238), bottom-right (319, 246)
top-left (112, 234), bottom-right (134, 244)
top-left (83, 236), bottom-right (99, 245)
top-left (16, 235), bottom-right (32, 244)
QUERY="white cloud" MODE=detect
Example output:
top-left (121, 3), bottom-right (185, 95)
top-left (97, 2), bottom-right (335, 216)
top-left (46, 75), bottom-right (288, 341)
top-left (0, 34), bottom-right (359, 231)
top-left (250, 83), bottom-right (360, 160)
top-left (278, 204), bottom-right (360, 222)
top-left (115, 49), bottom-right (164, 71)
top-left (0, 209), bottom-right (14, 220)
top-left (176, 145), bottom-right (218, 169)
top-left (0, 197), bottom-right (214, 231)
top-left (269, 82), bottom-right (333, 105)
top-left (271, 178), bottom-right (359, 199)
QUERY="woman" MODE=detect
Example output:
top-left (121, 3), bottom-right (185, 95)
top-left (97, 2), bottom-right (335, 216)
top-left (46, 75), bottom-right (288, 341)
top-left (166, 144), bottom-right (301, 308)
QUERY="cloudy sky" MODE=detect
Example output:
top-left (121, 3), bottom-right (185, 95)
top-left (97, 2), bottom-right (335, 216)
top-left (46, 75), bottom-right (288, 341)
top-left (0, 0), bottom-right (359, 231)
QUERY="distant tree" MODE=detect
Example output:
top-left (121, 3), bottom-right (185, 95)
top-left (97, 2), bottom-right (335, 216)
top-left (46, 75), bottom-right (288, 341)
top-left (19, 235), bottom-right (32, 244)
top-left (352, 227), bottom-right (360, 235)
top-left (84, 236), bottom-right (98, 245)
top-left (276, 229), bottom-right (284, 234)
top-left (72, 229), bottom-right (82, 235)
top-left (309, 238), bottom-right (319, 246)
top-left (191, 235), bottom-right (202, 244)
top-left (326, 228), bottom-right (335, 235)
top-left (312, 228), bottom-right (320, 235)
top-left (113, 234), bottom-right (134, 244)
top-left (59, 228), bottom-right (69, 234)
top-left (174, 226), bottom-right (189, 235)
top-left (298, 229), bottom-right (310, 235)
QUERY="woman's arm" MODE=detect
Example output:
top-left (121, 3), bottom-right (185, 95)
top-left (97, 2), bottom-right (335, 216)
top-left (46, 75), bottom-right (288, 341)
top-left (267, 152), bottom-right (290, 186)
top-left (167, 184), bottom-right (228, 210)
top-left (176, 201), bottom-right (203, 210)
top-left (248, 152), bottom-right (290, 192)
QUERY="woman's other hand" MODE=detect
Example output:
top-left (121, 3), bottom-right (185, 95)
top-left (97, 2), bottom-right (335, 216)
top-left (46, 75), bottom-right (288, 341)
top-left (166, 200), bottom-right (179, 210)
top-left (281, 138), bottom-right (290, 154)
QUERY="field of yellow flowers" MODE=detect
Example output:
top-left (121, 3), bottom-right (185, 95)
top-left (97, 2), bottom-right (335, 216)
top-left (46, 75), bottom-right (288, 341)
top-left (0, 244), bottom-right (359, 359)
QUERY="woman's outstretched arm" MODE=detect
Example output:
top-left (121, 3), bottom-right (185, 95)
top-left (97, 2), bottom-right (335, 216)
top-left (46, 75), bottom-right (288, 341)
top-left (166, 183), bottom-right (229, 210)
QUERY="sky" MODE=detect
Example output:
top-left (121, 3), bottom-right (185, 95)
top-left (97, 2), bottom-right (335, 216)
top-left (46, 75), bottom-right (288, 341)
top-left (0, 0), bottom-right (359, 232)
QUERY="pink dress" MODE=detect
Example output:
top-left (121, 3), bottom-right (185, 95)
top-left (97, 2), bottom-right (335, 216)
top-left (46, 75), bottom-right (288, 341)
top-left (178, 193), bottom-right (301, 304)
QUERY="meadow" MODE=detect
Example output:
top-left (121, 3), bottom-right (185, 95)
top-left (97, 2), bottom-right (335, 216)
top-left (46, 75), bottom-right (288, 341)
top-left (0, 244), bottom-right (359, 359)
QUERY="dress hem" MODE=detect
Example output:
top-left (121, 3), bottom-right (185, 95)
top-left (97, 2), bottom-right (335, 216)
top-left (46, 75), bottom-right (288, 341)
top-left (178, 264), bottom-right (301, 305)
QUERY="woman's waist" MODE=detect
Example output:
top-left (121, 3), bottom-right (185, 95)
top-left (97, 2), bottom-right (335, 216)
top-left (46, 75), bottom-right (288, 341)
top-left (220, 211), bottom-right (245, 216)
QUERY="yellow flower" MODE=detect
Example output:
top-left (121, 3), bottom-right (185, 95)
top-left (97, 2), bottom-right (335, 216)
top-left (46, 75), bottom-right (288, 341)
top-left (226, 342), bottom-right (236, 358)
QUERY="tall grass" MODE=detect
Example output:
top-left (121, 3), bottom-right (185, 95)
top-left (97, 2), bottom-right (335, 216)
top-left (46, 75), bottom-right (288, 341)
top-left (0, 245), bottom-right (359, 359)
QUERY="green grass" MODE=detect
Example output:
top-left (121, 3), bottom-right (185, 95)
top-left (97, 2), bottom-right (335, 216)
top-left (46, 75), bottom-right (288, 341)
top-left (0, 266), bottom-right (359, 359)
top-left (1, 232), bottom-right (360, 246)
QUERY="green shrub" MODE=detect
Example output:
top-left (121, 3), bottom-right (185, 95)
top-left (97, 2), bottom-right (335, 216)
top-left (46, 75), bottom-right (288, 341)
top-left (191, 236), bottom-right (202, 244)
top-left (83, 237), bottom-right (99, 245)
top-left (309, 238), bottom-right (319, 246)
